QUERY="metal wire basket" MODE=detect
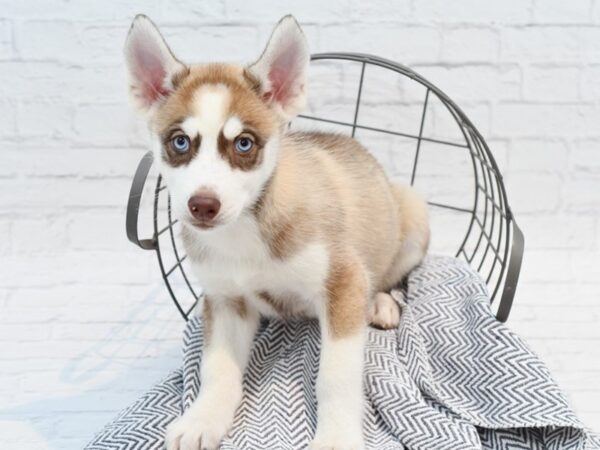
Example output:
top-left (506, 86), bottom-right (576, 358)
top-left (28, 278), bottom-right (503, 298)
top-left (126, 53), bottom-right (524, 323)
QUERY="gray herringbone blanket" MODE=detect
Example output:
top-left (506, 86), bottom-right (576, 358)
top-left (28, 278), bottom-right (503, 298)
top-left (86, 256), bottom-right (600, 450)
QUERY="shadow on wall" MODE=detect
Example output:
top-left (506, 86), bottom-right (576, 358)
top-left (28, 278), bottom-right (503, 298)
top-left (0, 284), bottom-right (184, 450)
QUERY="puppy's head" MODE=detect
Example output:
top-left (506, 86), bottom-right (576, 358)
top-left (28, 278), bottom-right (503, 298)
top-left (124, 15), bottom-right (309, 230)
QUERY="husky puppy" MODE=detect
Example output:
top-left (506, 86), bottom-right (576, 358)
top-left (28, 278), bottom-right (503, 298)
top-left (124, 14), bottom-right (429, 450)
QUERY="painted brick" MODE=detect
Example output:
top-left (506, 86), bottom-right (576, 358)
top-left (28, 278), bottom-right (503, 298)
top-left (440, 27), bottom-right (500, 63)
top-left (517, 214), bottom-right (595, 249)
top-left (502, 26), bottom-right (600, 63)
top-left (416, 64), bottom-right (521, 102)
top-left (502, 26), bottom-right (579, 63)
top-left (0, 62), bottom-right (126, 103)
top-left (1, 146), bottom-right (148, 178)
top-left (493, 103), bottom-right (600, 138)
top-left (570, 139), bottom-right (600, 175)
top-left (571, 250), bottom-right (600, 283)
top-left (0, 251), bottom-right (152, 288)
top-left (320, 25), bottom-right (442, 64)
top-left (11, 216), bottom-right (71, 255)
top-left (0, 19), bottom-right (13, 59)
top-left (67, 209), bottom-right (134, 251)
top-left (0, 177), bottom-right (132, 210)
top-left (564, 178), bottom-right (600, 213)
top-left (17, 99), bottom-right (73, 138)
top-left (534, 0), bottom-right (592, 23)
top-left (0, 0), bottom-right (160, 20)
top-left (505, 173), bottom-right (562, 213)
top-left (161, 25), bottom-right (260, 62)
top-left (413, 0), bottom-right (534, 23)
top-left (518, 249), bottom-right (574, 283)
top-left (508, 139), bottom-right (569, 172)
top-left (347, 0), bottom-right (410, 21)
top-left (18, 21), bottom-right (128, 64)
top-left (225, 0), bottom-right (350, 23)
top-left (523, 66), bottom-right (581, 101)
top-left (73, 103), bottom-right (146, 146)
top-left (161, 0), bottom-right (225, 21)
top-left (0, 219), bottom-right (10, 255)
top-left (0, 100), bottom-right (17, 137)
top-left (580, 64), bottom-right (600, 99)
top-left (17, 20), bottom-right (78, 61)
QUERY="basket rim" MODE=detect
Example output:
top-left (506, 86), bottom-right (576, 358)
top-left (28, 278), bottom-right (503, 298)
top-left (125, 52), bottom-right (524, 322)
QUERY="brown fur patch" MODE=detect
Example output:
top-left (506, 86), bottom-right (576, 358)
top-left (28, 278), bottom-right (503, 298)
top-left (152, 63), bottom-right (279, 170)
top-left (256, 291), bottom-right (286, 317)
top-left (298, 131), bottom-right (354, 149)
top-left (171, 66), bottom-right (191, 89)
top-left (242, 68), bottom-right (262, 95)
top-left (230, 296), bottom-right (248, 318)
top-left (160, 130), bottom-right (201, 167)
top-left (217, 130), bottom-right (264, 171)
top-left (155, 64), bottom-right (278, 137)
top-left (250, 144), bottom-right (326, 260)
top-left (259, 209), bottom-right (309, 260)
top-left (250, 131), bottom-right (391, 261)
top-left (268, 220), bottom-right (298, 259)
top-left (326, 259), bottom-right (368, 338)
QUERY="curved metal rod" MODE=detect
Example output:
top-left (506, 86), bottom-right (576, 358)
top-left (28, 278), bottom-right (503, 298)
top-left (495, 220), bottom-right (524, 322)
top-left (153, 175), bottom-right (189, 320)
top-left (125, 151), bottom-right (157, 250)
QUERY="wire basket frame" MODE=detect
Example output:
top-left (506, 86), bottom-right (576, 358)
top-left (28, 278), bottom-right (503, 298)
top-left (126, 53), bottom-right (524, 323)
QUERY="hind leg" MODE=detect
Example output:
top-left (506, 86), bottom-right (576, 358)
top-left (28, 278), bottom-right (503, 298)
top-left (371, 184), bottom-right (429, 331)
top-left (369, 292), bottom-right (401, 329)
top-left (369, 232), bottom-right (425, 330)
top-left (381, 183), bottom-right (430, 291)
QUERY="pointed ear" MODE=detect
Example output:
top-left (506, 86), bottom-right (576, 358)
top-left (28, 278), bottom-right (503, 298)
top-left (124, 15), bottom-right (186, 112)
top-left (247, 15), bottom-right (309, 120)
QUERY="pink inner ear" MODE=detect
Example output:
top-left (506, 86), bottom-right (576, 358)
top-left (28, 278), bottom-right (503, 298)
top-left (268, 67), bottom-right (288, 103)
top-left (133, 45), bottom-right (170, 104)
top-left (267, 41), bottom-right (302, 108)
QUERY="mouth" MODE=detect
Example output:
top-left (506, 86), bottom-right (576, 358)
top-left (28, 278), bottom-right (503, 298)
top-left (188, 220), bottom-right (219, 230)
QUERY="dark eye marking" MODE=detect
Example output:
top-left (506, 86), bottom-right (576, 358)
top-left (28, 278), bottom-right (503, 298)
top-left (160, 127), bottom-right (200, 167)
top-left (218, 129), bottom-right (264, 171)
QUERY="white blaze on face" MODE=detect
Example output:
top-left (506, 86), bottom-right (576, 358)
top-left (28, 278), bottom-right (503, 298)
top-left (222, 116), bottom-right (243, 140)
top-left (156, 84), bottom-right (279, 230)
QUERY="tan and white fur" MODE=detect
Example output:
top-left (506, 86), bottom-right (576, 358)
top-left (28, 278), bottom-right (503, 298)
top-left (124, 14), bottom-right (429, 450)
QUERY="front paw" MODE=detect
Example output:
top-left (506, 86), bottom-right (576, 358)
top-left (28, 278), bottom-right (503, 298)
top-left (309, 433), bottom-right (365, 450)
top-left (165, 409), bottom-right (230, 450)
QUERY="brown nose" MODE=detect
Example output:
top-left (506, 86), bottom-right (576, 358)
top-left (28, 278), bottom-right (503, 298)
top-left (188, 194), bottom-right (221, 222)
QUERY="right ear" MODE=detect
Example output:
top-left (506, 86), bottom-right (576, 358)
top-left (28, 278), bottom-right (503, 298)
top-left (124, 15), bottom-right (186, 112)
top-left (246, 15), bottom-right (309, 121)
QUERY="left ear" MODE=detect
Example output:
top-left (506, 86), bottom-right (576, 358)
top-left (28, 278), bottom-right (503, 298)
top-left (247, 15), bottom-right (309, 120)
top-left (124, 14), bottom-right (186, 113)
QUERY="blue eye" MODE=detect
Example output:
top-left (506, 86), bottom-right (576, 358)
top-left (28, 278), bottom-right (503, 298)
top-left (172, 135), bottom-right (190, 153)
top-left (234, 136), bottom-right (254, 154)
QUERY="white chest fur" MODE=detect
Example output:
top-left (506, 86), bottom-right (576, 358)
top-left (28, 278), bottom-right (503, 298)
top-left (184, 214), bottom-right (330, 318)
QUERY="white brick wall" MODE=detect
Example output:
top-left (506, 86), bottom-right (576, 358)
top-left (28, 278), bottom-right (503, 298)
top-left (1, 1), bottom-right (599, 448)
